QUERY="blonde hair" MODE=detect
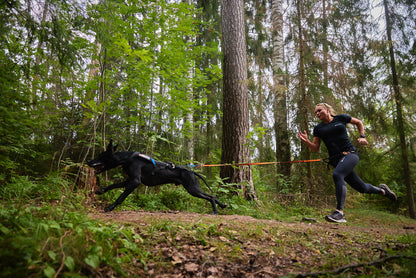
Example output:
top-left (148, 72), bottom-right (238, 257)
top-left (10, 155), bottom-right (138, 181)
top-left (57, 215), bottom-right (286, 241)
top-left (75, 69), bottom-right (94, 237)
top-left (316, 103), bottom-right (336, 116)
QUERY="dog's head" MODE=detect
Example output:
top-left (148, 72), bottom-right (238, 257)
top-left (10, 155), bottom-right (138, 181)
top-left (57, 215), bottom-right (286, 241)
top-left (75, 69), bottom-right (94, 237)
top-left (87, 140), bottom-right (118, 174)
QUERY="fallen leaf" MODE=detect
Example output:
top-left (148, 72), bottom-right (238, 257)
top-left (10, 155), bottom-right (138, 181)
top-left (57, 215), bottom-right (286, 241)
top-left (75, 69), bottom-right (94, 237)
top-left (207, 266), bottom-right (219, 274)
top-left (184, 262), bottom-right (199, 272)
top-left (219, 236), bottom-right (229, 242)
top-left (171, 255), bottom-right (182, 265)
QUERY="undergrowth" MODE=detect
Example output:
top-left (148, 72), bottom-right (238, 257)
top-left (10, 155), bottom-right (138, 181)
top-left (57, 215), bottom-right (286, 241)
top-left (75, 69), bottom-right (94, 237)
top-left (0, 174), bottom-right (149, 277)
top-left (0, 172), bottom-right (415, 277)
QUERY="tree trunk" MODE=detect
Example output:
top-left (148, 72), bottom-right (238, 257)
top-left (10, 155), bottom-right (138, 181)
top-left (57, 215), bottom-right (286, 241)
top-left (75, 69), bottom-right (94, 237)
top-left (221, 0), bottom-right (257, 201)
top-left (296, 0), bottom-right (313, 188)
top-left (322, 0), bottom-right (329, 90)
top-left (383, 0), bottom-right (415, 219)
top-left (272, 0), bottom-right (291, 182)
top-left (186, 67), bottom-right (195, 161)
top-left (186, 0), bottom-right (194, 161)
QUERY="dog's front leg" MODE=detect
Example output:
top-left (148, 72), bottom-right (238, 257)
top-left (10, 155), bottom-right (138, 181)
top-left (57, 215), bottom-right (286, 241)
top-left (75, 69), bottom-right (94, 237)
top-left (95, 180), bottom-right (129, 195)
top-left (104, 179), bottom-right (140, 212)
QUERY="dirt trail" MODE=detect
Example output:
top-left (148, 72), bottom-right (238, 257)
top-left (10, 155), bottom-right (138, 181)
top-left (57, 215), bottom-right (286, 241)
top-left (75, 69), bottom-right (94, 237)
top-left (89, 210), bottom-right (416, 277)
top-left (90, 209), bottom-right (415, 235)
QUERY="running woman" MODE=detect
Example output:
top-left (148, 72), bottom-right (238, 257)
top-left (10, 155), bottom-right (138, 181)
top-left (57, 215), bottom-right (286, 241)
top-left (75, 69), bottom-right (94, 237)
top-left (298, 103), bottom-right (397, 223)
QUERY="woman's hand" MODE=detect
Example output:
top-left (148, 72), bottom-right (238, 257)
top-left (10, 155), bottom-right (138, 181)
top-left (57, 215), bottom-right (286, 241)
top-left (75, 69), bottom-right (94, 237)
top-left (298, 131), bottom-right (321, 152)
top-left (357, 137), bottom-right (368, 145)
top-left (298, 130), bottom-right (310, 143)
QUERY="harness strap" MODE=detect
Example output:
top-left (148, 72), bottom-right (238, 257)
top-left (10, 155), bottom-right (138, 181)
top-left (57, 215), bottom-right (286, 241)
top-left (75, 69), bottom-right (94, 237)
top-left (132, 152), bottom-right (156, 167)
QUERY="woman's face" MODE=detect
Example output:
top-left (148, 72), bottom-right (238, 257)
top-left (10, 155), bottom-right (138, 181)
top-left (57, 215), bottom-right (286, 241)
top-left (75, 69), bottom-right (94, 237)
top-left (315, 105), bottom-right (329, 121)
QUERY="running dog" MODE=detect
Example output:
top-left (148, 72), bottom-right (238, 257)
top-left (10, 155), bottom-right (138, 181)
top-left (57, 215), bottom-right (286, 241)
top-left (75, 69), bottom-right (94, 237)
top-left (87, 140), bottom-right (227, 214)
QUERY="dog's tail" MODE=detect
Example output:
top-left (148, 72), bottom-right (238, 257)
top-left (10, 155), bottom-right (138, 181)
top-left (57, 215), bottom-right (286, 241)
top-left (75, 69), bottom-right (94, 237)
top-left (192, 171), bottom-right (213, 193)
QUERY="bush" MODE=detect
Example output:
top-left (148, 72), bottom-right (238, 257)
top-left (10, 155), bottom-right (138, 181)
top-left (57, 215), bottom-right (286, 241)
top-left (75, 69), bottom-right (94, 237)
top-left (0, 173), bottom-right (153, 278)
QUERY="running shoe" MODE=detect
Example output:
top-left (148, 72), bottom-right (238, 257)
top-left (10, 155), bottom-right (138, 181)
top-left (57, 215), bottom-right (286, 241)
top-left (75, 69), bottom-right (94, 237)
top-left (325, 211), bottom-right (347, 223)
top-left (380, 184), bottom-right (397, 202)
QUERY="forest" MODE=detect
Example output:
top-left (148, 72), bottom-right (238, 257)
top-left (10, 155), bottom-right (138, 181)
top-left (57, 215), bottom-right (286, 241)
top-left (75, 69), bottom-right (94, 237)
top-left (1, 0), bottom-right (415, 277)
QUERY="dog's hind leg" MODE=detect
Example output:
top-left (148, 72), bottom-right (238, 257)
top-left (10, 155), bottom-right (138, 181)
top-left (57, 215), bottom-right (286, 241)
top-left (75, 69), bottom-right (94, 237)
top-left (199, 192), bottom-right (227, 215)
top-left (216, 199), bottom-right (227, 209)
top-left (95, 180), bottom-right (129, 195)
top-left (201, 192), bottom-right (221, 214)
top-left (190, 171), bottom-right (227, 211)
top-left (203, 192), bottom-right (227, 214)
top-left (183, 184), bottom-right (225, 215)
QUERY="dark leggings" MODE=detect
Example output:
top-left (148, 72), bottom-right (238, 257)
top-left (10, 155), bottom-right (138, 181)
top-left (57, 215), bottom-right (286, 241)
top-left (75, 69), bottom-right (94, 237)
top-left (332, 153), bottom-right (383, 211)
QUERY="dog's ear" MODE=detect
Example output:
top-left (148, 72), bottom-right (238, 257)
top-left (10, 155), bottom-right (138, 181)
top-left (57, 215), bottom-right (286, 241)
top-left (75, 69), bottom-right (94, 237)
top-left (107, 139), bottom-right (114, 152)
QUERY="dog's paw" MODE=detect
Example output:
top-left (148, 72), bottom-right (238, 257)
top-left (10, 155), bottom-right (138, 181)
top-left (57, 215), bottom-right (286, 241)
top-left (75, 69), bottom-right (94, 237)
top-left (95, 188), bottom-right (106, 195)
top-left (220, 203), bottom-right (228, 209)
top-left (104, 205), bottom-right (115, 212)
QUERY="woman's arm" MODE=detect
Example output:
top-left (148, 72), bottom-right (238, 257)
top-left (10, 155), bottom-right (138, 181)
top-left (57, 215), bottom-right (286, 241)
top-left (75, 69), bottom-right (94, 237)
top-left (350, 117), bottom-right (368, 145)
top-left (298, 130), bottom-right (321, 152)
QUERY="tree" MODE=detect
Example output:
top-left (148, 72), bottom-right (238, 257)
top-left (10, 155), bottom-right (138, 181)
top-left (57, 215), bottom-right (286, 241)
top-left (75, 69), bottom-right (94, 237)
top-left (272, 0), bottom-right (292, 180)
top-left (245, 0), bottom-right (270, 164)
top-left (83, 0), bottom-right (221, 161)
top-left (0, 1), bottom-right (35, 179)
top-left (193, 0), bottom-right (223, 180)
top-left (220, 0), bottom-right (257, 200)
top-left (383, 0), bottom-right (415, 219)
top-left (296, 0), bottom-right (313, 187)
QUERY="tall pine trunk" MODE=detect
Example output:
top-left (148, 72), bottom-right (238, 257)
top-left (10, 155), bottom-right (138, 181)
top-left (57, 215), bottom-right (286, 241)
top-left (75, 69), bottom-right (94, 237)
top-left (221, 0), bottom-right (257, 201)
top-left (383, 0), bottom-right (415, 219)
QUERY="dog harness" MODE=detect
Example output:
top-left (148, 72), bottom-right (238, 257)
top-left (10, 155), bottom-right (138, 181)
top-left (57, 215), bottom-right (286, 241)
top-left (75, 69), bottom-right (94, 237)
top-left (138, 153), bottom-right (156, 166)
top-left (133, 152), bottom-right (176, 173)
top-left (132, 152), bottom-right (156, 166)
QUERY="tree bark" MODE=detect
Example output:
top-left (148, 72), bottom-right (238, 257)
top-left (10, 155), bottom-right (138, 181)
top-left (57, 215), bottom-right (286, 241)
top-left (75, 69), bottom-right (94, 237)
top-left (272, 0), bottom-right (291, 181)
top-left (383, 0), bottom-right (415, 218)
top-left (296, 0), bottom-right (313, 188)
top-left (221, 0), bottom-right (257, 201)
top-left (186, 0), bottom-right (194, 161)
top-left (322, 0), bottom-right (329, 90)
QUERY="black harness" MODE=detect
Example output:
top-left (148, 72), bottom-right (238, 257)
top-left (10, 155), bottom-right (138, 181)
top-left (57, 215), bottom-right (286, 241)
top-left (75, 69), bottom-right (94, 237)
top-left (132, 152), bottom-right (176, 174)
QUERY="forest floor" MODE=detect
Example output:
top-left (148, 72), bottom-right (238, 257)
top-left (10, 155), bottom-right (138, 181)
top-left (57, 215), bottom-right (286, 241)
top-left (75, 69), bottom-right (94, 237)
top-left (89, 210), bottom-right (416, 277)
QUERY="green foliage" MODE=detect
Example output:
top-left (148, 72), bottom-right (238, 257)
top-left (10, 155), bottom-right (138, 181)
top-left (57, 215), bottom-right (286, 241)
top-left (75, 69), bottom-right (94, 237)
top-left (1, 0), bottom-right (222, 176)
top-left (0, 174), bottom-right (151, 278)
top-left (0, 50), bottom-right (38, 180)
top-left (1, 0), bottom-right (415, 227)
top-left (1, 171), bottom-right (415, 277)
top-left (0, 202), bottom-right (152, 277)
top-left (84, 0), bottom-right (222, 159)
top-left (0, 0), bottom-right (415, 274)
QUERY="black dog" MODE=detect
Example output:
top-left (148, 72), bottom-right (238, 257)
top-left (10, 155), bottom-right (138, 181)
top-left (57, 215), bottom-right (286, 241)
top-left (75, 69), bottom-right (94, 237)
top-left (87, 140), bottom-right (227, 214)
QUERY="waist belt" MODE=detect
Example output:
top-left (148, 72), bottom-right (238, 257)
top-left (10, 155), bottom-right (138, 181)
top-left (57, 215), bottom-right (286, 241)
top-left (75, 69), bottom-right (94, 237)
top-left (323, 150), bottom-right (357, 169)
top-left (342, 150), bottom-right (356, 156)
